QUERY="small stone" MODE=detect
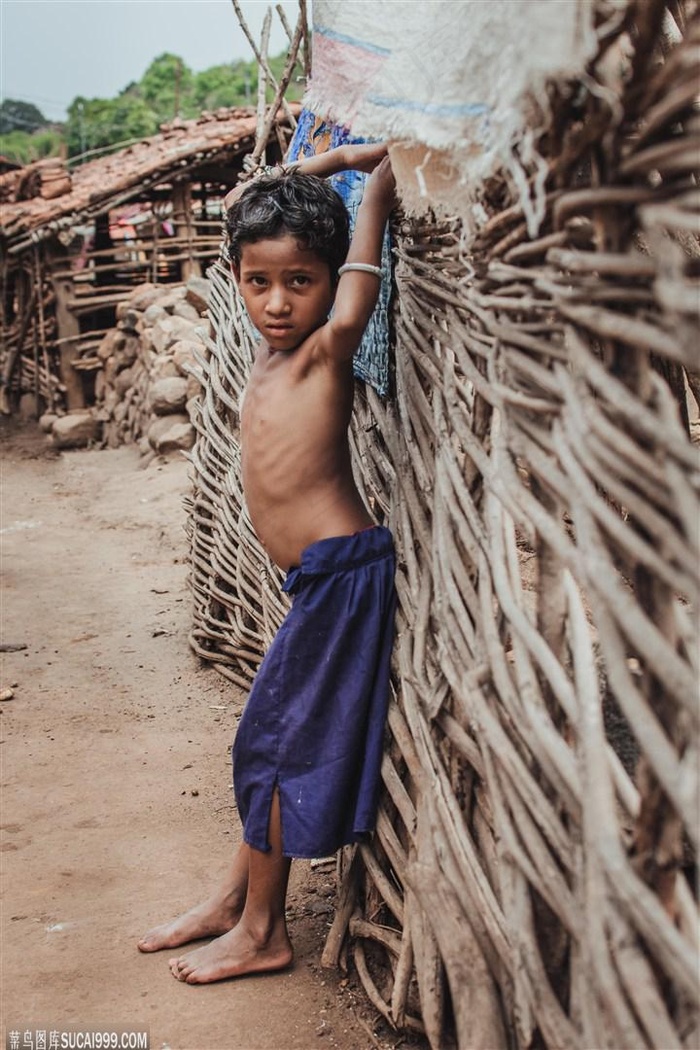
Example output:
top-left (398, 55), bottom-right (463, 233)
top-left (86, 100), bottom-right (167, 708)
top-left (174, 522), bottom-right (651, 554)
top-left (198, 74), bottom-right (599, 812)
top-left (172, 301), bottom-right (200, 322)
top-left (186, 374), bottom-right (203, 401)
top-left (51, 411), bottom-right (100, 449)
top-left (38, 413), bottom-right (58, 433)
top-left (143, 303), bottom-right (168, 325)
top-left (185, 275), bottom-right (211, 313)
top-left (0, 688), bottom-right (14, 701)
top-left (191, 789), bottom-right (199, 797)
top-left (149, 377), bottom-right (188, 415)
top-left (128, 283), bottom-right (163, 312)
top-left (151, 315), bottom-right (197, 355)
top-left (117, 308), bottom-right (141, 333)
top-left (114, 367), bottom-right (134, 397)
top-left (150, 354), bottom-right (180, 382)
top-left (147, 414), bottom-right (194, 454)
top-left (171, 340), bottom-right (202, 376)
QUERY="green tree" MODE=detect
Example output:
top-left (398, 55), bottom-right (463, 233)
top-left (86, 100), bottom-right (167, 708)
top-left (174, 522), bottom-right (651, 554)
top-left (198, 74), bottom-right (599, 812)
top-left (65, 95), bottom-right (158, 159)
top-left (193, 62), bottom-right (252, 110)
top-left (140, 53), bottom-right (195, 120)
top-left (0, 98), bottom-right (48, 134)
top-left (56, 48), bottom-right (302, 166)
top-left (0, 127), bottom-right (63, 164)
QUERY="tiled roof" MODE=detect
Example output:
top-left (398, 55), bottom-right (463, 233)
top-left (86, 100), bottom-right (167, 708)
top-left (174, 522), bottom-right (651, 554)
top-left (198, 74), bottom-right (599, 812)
top-left (0, 106), bottom-right (296, 251)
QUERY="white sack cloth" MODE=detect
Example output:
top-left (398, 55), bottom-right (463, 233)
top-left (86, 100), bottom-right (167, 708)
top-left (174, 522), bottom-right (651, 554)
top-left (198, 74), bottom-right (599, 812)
top-left (306, 0), bottom-right (602, 233)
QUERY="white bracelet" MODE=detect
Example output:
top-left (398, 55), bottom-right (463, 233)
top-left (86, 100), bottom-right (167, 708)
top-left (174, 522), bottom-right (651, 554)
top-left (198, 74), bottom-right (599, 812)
top-left (337, 263), bottom-right (383, 278)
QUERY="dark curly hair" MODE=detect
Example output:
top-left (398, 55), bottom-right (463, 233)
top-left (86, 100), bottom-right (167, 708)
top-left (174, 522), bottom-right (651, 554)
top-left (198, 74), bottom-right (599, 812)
top-left (225, 171), bottom-right (350, 281)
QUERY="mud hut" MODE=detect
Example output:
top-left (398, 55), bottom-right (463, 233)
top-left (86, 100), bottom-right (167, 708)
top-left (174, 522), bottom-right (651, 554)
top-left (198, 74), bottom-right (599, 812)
top-left (187, 1), bottom-right (699, 1047)
top-left (0, 107), bottom-right (296, 417)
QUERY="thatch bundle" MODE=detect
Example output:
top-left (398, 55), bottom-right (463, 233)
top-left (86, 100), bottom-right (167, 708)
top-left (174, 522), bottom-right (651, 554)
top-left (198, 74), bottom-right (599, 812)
top-left (186, 4), bottom-right (699, 1047)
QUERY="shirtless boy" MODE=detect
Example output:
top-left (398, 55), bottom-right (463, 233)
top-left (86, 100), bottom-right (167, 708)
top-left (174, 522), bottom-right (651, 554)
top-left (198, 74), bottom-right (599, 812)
top-left (138, 143), bottom-right (397, 984)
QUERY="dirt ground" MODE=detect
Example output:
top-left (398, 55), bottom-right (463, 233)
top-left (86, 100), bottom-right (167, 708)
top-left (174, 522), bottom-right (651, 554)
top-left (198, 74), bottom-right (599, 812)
top-left (0, 421), bottom-right (425, 1050)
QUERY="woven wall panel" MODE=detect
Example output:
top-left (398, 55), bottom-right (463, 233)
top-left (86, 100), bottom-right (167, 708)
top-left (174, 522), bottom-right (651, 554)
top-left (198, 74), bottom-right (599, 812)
top-left (187, 6), bottom-right (699, 1047)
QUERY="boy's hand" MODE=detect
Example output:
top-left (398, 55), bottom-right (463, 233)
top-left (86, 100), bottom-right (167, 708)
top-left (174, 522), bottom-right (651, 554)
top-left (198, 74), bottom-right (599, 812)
top-left (341, 142), bottom-right (389, 174)
top-left (364, 155), bottom-right (397, 212)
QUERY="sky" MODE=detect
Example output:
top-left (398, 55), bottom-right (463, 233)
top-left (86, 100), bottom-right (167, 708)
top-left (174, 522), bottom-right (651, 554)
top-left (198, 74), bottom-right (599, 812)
top-left (1, 0), bottom-right (301, 122)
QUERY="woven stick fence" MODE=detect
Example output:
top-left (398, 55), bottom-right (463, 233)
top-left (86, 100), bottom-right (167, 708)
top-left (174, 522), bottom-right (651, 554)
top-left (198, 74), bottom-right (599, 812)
top-left (187, 3), bottom-right (699, 1047)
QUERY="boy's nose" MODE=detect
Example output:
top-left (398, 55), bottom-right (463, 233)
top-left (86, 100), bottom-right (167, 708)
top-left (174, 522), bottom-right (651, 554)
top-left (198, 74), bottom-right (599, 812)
top-left (266, 286), bottom-right (291, 315)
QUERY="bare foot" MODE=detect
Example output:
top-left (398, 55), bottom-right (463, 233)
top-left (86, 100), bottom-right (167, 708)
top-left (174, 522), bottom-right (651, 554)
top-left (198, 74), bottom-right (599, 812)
top-left (138, 897), bottom-right (242, 953)
top-left (168, 922), bottom-right (293, 984)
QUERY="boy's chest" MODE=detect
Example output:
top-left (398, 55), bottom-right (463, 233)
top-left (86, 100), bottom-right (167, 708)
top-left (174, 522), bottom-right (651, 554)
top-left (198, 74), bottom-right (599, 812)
top-left (241, 351), bottom-right (350, 445)
top-left (241, 364), bottom-right (301, 441)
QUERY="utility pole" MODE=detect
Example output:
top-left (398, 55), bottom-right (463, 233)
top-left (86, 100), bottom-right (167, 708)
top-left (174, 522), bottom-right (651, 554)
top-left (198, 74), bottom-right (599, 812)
top-left (174, 59), bottom-right (182, 118)
top-left (78, 100), bottom-right (86, 156)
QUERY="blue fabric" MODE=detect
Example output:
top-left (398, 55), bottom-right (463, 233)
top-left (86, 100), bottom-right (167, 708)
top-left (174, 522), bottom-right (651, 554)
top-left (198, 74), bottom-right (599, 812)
top-left (232, 527), bottom-right (396, 858)
top-left (287, 109), bottom-right (392, 396)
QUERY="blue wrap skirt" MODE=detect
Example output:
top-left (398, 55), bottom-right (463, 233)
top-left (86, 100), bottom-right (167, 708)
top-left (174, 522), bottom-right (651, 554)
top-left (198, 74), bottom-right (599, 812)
top-left (232, 526), bottom-right (396, 858)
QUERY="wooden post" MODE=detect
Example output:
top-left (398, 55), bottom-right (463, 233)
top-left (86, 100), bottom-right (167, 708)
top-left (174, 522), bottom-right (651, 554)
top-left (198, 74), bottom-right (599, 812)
top-left (172, 182), bottom-right (201, 281)
top-left (47, 243), bottom-right (86, 410)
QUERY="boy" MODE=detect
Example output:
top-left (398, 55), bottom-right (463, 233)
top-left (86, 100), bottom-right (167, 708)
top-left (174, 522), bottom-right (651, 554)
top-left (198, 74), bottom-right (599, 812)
top-left (138, 144), bottom-right (397, 984)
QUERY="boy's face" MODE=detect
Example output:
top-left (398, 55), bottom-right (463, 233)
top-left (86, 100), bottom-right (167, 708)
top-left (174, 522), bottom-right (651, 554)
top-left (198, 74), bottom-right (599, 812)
top-left (234, 234), bottom-right (334, 353)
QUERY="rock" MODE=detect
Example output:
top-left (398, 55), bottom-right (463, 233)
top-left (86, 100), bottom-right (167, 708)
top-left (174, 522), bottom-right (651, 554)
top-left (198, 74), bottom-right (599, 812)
top-left (170, 340), bottom-right (202, 377)
top-left (185, 275), bottom-right (210, 314)
top-left (103, 356), bottom-right (119, 384)
top-left (149, 376), bottom-right (189, 415)
top-left (151, 316), bottom-right (198, 355)
top-left (51, 411), bottom-right (100, 449)
top-left (39, 413), bottom-right (58, 433)
top-left (143, 303), bottom-right (168, 325)
top-left (128, 283), bottom-right (164, 312)
top-left (117, 308), bottom-right (141, 333)
top-left (155, 287), bottom-right (187, 312)
top-left (94, 370), bottom-right (106, 400)
top-left (113, 336), bottom-right (139, 369)
top-left (139, 326), bottom-right (154, 351)
top-left (114, 367), bottom-right (134, 397)
top-left (147, 414), bottom-right (195, 454)
top-left (172, 300), bottom-right (201, 322)
top-left (150, 354), bottom-right (180, 382)
top-left (171, 340), bottom-right (201, 376)
top-left (113, 401), bottom-right (128, 425)
top-left (186, 374), bottom-right (202, 401)
top-left (97, 329), bottom-right (126, 361)
top-left (0, 688), bottom-right (14, 702)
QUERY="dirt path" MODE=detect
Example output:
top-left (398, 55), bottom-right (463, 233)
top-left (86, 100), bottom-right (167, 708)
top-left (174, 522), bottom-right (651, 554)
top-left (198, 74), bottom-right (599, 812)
top-left (0, 426), bottom-right (420, 1050)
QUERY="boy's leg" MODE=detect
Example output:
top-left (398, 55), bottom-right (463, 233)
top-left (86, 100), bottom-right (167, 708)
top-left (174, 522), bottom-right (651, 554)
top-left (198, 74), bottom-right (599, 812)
top-left (137, 842), bottom-right (250, 952)
top-left (168, 790), bottom-right (293, 983)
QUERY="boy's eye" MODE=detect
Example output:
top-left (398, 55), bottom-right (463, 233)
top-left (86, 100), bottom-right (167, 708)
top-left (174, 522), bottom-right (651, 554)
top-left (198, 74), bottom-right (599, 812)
top-left (248, 275), bottom-right (267, 287)
top-left (290, 274), bottom-right (311, 287)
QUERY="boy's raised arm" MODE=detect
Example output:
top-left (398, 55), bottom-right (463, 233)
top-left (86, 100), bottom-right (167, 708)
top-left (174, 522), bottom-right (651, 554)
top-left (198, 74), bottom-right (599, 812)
top-left (224, 143), bottom-right (388, 211)
top-left (319, 155), bottom-right (396, 362)
top-left (223, 143), bottom-right (388, 211)
top-left (291, 142), bottom-right (388, 179)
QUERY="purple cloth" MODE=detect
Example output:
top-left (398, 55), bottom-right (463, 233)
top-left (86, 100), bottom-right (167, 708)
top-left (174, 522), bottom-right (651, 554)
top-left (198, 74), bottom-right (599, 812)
top-left (232, 527), bottom-right (396, 858)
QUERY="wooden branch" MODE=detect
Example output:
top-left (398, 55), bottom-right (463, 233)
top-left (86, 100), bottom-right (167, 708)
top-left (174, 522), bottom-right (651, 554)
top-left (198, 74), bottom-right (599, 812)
top-left (230, 0), bottom-right (296, 125)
